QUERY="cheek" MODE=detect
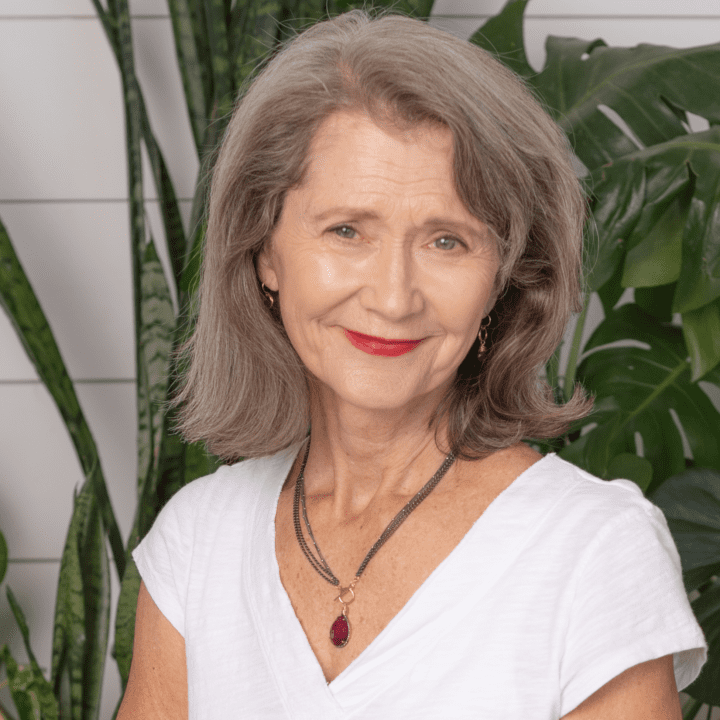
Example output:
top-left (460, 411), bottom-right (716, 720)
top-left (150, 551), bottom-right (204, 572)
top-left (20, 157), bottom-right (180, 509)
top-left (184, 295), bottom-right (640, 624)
top-left (428, 263), bottom-right (499, 331)
top-left (284, 250), bottom-right (357, 307)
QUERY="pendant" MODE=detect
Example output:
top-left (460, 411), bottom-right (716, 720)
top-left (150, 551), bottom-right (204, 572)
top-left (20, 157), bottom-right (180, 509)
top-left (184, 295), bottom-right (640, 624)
top-left (330, 581), bottom-right (357, 649)
top-left (330, 609), bottom-right (351, 648)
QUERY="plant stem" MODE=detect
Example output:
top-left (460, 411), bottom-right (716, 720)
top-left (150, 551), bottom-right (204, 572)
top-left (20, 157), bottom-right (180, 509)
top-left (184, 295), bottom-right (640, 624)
top-left (563, 294), bottom-right (590, 402)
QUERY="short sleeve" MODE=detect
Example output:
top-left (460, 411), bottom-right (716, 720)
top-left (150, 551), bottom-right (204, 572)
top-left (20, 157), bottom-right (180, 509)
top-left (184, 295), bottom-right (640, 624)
top-left (132, 482), bottom-right (200, 638)
top-left (559, 501), bottom-right (708, 717)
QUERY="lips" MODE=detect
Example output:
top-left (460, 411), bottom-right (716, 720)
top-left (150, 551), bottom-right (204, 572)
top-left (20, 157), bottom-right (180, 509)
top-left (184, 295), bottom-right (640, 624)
top-left (343, 329), bottom-right (424, 357)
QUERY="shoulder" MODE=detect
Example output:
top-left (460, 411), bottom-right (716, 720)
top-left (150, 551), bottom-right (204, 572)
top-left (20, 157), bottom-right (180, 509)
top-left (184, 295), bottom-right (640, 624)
top-left (541, 453), bottom-right (657, 515)
top-left (163, 441), bottom-right (304, 513)
top-left (525, 453), bottom-right (673, 561)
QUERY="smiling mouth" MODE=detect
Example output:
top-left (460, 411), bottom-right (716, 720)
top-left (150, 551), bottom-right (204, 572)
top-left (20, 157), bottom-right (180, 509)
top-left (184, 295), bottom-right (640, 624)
top-left (343, 329), bottom-right (424, 357)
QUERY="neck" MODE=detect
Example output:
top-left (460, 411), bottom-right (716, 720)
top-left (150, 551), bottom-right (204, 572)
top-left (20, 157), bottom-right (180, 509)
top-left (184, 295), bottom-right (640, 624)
top-left (297, 378), bottom-right (455, 522)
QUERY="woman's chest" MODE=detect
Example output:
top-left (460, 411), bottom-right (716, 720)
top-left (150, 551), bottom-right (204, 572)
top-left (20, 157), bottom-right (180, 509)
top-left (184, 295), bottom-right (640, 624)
top-left (273, 472), bottom-right (512, 684)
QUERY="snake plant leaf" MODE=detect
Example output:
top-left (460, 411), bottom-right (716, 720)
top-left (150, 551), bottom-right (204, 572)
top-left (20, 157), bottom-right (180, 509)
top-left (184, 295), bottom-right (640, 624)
top-left (93, 0), bottom-right (187, 293)
top-left (533, 39), bottom-right (720, 173)
top-left (50, 478), bottom-right (110, 720)
top-left (204, 0), bottom-right (234, 118)
top-left (114, 235), bottom-right (174, 688)
top-left (137, 237), bottom-right (176, 495)
top-left (0, 528), bottom-right (7, 585)
top-left (5, 588), bottom-right (59, 720)
top-left (682, 297), bottom-right (720, 382)
top-left (0, 219), bottom-right (124, 579)
top-left (89, 0), bottom-right (119, 57)
top-left (469, 0), bottom-right (533, 80)
top-left (167, 0), bottom-right (209, 153)
top-left (563, 304), bottom-right (720, 491)
top-left (651, 468), bottom-right (720, 706)
top-left (113, 559), bottom-right (141, 690)
top-left (141, 117), bottom-right (187, 293)
top-left (0, 645), bottom-right (49, 720)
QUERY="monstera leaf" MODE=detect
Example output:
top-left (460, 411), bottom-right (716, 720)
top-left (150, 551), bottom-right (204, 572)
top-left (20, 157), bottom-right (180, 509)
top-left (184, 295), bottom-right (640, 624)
top-left (588, 129), bottom-right (720, 379)
top-left (651, 468), bottom-right (720, 706)
top-left (560, 304), bottom-right (720, 494)
top-left (531, 36), bottom-right (720, 173)
top-left (472, 2), bottom-right (720, 387)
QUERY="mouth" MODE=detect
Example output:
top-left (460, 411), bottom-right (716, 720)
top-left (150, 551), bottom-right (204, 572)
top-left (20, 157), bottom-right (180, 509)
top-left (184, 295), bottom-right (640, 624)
top-left (343, 329), bottom-right (424, 357)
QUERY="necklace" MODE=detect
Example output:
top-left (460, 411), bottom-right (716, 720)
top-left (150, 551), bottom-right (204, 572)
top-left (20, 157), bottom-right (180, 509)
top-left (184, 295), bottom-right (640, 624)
top-left (292, 436), bottom-right (456, 649)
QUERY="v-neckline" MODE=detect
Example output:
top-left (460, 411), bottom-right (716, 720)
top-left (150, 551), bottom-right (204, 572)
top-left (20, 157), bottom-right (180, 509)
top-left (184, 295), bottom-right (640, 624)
top-left (247, 442), bottom-right (563, 716)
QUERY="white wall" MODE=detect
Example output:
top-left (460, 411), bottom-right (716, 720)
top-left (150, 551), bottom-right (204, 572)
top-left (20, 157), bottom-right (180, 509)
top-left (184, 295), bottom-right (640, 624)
top-left (1, 1), bottom-right (719, 717)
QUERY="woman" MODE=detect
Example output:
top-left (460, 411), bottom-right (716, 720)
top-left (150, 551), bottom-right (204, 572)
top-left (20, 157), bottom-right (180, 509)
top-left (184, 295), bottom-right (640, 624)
top-left (118, 8), bottom-right (707, 719)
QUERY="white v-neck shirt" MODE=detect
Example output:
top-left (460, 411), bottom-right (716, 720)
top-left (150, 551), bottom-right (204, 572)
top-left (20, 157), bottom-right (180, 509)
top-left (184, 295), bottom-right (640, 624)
top-left (133, 441), bottom-right (707, 719)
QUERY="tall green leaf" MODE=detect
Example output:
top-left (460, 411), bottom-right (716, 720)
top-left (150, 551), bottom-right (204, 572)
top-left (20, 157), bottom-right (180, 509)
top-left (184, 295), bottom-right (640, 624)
top-left (50, 479), bottom-right (110, 720)
top-left (1, 646), bottom-right (49, 720)
top-left (5, 588), bottom-right (59, 720)
top-left (0, 218), bottom-right (124, 579)
top-left (167, 0), bottom-right (209, 153)
top-left (92, 0), bottom-right (188, 294)
top-left (136, 238), bottom-right (176, 499)
top-left (112, 235), bottom-right (177, 690)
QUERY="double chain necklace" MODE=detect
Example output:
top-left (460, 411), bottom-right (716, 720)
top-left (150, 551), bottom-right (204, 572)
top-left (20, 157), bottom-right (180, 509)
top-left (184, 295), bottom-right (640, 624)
top-left (292, 436), bottom-right (457, 648)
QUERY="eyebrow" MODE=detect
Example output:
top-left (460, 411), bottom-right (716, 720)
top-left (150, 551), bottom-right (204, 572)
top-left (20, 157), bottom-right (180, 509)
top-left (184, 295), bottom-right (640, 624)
top-left (309, 207), bottom-right (486, 239)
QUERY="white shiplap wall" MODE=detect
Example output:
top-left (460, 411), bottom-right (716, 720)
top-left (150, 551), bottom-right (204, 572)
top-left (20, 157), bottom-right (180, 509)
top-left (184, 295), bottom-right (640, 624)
top-left (1, 1), bottom-right (719, 717)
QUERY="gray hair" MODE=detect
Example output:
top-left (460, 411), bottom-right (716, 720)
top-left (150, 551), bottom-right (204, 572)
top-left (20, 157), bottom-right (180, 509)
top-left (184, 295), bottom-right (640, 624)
top-left (173, 7), bottom-right (592, 461)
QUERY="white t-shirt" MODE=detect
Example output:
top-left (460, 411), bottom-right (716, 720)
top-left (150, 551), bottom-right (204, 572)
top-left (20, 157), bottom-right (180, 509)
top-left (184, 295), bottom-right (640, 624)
top-left (133, 440), bottom-right (707, 719)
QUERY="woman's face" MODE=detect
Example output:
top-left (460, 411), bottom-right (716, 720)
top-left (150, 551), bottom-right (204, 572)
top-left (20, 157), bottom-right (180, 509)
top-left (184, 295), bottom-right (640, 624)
top-left (258, 110), bottom-right (500, 414)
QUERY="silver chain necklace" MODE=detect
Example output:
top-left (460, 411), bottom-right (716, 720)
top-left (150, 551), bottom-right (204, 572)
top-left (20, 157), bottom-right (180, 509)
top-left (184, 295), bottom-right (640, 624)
top-left (292, 435), bottom-right (456, 648)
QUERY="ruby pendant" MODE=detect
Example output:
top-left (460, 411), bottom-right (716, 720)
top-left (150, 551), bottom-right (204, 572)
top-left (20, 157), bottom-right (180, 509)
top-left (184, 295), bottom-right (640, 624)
top-left (330, 613), bottom-right (350, 648)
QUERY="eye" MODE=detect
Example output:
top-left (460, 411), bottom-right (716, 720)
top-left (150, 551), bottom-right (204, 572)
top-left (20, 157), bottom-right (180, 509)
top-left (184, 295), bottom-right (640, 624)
top-left (330, 225), bottom-right (358, 239)
top-left (431, 235), bottom-right (465, 251)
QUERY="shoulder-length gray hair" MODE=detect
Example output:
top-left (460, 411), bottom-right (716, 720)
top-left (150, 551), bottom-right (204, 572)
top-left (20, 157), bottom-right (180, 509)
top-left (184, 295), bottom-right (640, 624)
top-left (173, 7), bottom-right (592, 461)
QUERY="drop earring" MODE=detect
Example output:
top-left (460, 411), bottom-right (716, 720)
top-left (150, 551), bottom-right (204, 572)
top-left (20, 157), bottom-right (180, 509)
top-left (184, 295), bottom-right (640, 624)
top-left (477, 316), bottom-right (491, 358)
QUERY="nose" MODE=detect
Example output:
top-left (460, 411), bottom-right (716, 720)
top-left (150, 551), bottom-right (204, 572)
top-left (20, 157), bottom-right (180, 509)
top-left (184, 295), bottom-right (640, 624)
top-left (360, 240), bottom-right (423, 320)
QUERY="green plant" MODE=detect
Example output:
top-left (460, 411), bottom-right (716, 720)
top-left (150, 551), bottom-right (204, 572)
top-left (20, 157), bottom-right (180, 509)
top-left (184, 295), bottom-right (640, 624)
top-left (471, 2), bottom-right (720, 715)
top-left (0, 1), bottom-right (719, 718)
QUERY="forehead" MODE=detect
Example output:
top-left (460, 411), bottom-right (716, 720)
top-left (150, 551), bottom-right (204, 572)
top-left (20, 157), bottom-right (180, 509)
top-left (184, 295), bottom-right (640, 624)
top-left (306, 110), bottom-right (454, 174)
top-left (295, 110), bottom-right (469, 218)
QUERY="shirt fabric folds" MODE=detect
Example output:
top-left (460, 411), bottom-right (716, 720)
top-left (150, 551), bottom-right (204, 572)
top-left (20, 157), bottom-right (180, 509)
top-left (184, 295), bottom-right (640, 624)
top-left (133, 441), bottom-right (708, 719)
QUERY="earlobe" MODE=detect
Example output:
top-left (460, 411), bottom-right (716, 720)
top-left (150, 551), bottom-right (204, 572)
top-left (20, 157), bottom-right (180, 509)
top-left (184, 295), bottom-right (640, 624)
top-left (483, 290), bottom-right (499, 317)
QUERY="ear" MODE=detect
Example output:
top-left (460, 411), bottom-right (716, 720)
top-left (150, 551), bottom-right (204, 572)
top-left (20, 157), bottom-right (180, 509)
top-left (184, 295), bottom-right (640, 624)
top-left (256, 246), bottom-right (279, 292)
top-left (482, 278), bottom-right (503, 317)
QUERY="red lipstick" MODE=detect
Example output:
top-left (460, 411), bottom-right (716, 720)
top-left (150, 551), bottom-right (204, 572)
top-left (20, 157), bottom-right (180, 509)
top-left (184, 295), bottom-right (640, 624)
top-left (343, 329), bottom-right (423, 357)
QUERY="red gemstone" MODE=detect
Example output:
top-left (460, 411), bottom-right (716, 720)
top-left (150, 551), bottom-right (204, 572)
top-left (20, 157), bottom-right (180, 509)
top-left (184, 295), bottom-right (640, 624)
top-left (330, 614), bottom-right (350, 647)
